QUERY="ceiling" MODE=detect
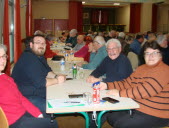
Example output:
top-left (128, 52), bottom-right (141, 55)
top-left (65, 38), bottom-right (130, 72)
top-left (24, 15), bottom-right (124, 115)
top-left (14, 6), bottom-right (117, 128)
top-left (44, 0), bottom-right (167, 7)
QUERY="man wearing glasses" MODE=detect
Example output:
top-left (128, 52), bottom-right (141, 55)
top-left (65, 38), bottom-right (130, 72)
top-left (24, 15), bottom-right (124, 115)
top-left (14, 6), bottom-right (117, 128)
top-left (11, 35), bottom-right (66, 116)
top-left (87, 38), bottom-right (133, 83)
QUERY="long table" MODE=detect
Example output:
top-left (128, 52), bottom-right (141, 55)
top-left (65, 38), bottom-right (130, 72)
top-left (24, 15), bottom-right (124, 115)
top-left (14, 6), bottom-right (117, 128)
top-left (47, 60), bottom-right (139, 128)
top-left (46, 79), bottom-right (139, 128)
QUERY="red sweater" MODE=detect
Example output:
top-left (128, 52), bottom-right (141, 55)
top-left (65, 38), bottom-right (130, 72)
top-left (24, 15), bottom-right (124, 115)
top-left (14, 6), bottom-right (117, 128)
top-left (74, 45), bottom-right (90, 62)
top-left (44, 40), bottom-right (57, 58)
top-left (0, 74), bottom-right (41, 125)
top-left (107, 60), bottom-right (169, 119)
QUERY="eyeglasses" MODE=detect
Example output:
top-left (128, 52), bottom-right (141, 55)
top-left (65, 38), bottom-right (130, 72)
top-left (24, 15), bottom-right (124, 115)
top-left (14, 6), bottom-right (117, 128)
top-left (144, 51), bottom-right (160, 56)
top-left (107, 47), bottom-right (119, 51)
top-left (0, 55), bottom-right (8, 60)
top-left (34, 42), bottom-right (46, 46)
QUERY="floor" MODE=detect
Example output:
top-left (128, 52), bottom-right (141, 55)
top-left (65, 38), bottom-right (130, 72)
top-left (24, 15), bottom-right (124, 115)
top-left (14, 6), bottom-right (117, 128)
top-left (56, 114), bottom-right (112, 128)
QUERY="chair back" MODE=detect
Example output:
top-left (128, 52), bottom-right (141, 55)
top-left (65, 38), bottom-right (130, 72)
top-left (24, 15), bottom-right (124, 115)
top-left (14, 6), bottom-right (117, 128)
top-left (0, 107), bottom-right (9, 128)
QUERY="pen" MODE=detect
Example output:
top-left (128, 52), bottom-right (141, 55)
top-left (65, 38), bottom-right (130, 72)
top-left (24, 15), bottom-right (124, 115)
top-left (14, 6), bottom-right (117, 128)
top-left (64, 101), bottom-right (80, 103)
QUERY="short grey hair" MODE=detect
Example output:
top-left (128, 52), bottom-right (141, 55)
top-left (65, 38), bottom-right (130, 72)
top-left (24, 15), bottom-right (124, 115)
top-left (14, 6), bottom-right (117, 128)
top-left (156, 35), bottom-right (166, 44)
top-left (70, 29), bottom-right (78, 34)
top-left (106, 39), bottom-right (121, 48)
top-left (0, 44), bottom-right (7, 52)
top-left (94, 36), bottom-right (106, 46)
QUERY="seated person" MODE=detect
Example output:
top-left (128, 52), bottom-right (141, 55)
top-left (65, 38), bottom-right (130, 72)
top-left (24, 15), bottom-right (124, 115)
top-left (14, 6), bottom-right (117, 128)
top-left (65, 29), bottom-right (78, 48)
top-left (44, 34), bottom-right (58, 58)
top-left (73, 35), bottom-right (85, 52)
top-left (156, 34), bottom-right (169, 65)
top-left (87, 39), bottom-right (132, 83)
top-left (11, 35), bottom-right (66, 115)
top-left (99, 40), bottom-right (169, 128)
top-left (60, 31), bottom-right (69, 43)
top-left (0, 44), bottom-right (57, 128)
top-left (77, 36), bottom-right (107, 70)
top-left (74, 36), bottom-right (92, 62)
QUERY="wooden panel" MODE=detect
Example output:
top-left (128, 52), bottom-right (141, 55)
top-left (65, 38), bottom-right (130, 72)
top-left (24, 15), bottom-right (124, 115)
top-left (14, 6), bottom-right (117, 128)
top-left (54, 19), bottom-right (68, 31)
top-left (34, 19), bottom-right (53, 34)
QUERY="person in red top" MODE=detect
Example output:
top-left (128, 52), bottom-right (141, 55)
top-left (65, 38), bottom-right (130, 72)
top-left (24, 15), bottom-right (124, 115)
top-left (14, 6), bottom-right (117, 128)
top-left (0, 44), bottom-right (57, 128)
top-left (44, 34), bottom-right (57, 58)
top-left (74, 36), bottom-right (92, 62)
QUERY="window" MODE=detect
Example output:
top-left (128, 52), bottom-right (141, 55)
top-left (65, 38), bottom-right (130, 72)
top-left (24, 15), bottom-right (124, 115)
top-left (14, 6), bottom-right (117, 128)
top-left (9, 0), bottom-right (14, 63)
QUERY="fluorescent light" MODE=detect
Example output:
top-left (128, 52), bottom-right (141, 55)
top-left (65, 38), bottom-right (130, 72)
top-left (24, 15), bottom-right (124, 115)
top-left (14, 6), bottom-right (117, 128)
top-left (114, 3), bottom-right (120, 5)
top-left (82, 1), bottom-right (85, 4)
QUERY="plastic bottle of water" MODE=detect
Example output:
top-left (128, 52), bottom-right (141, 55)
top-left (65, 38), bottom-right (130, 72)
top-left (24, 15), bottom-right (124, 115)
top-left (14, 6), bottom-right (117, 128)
top-left (60, 58), bottom-right (65, 71)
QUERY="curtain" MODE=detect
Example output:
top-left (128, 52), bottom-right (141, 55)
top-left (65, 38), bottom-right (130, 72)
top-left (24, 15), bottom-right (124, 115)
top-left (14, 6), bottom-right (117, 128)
top-left (14, 0), bottom-right (22, 62)
top-left (91, 9), bottom-right (108, 24)
top-left (3, 0), bottom-right (10, 75)
top-left (151, 4), bottom-right (158, 32)
top-left (129, 3), bottom-right (141, 33)
top-left (26, 0), bottom-right (32, 36)
top-left (68, 1), bottom-right (83, 33)
top-left (0, 0), bottom-right (5, 43)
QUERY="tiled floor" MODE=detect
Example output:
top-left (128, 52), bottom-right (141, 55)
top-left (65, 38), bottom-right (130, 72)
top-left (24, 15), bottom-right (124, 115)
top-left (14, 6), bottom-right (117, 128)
top-left (56, 114), bottom-right (112, 128)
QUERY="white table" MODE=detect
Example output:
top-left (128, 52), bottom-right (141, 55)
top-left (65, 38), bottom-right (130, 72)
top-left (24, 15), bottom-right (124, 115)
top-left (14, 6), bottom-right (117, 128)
top-left (46, 78), bottom-right (139, 128)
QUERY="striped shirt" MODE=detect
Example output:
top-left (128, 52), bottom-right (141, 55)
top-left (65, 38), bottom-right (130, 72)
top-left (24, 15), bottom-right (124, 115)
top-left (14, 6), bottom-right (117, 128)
top-left (107, 60), bottom-right (169, 119)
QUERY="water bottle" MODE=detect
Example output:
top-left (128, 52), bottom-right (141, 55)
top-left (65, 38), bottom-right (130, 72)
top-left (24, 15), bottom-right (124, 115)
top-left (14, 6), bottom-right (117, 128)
top-left (65, 53), bottom-right (69, 61)
top-left (72, 64), bottom-right (77, 79)
top-left (60, 58), bottom-right (65, 71)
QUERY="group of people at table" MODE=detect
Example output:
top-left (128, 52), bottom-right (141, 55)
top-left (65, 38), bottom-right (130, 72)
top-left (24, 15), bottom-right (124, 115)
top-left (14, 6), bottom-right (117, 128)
top-left (0, 29), bottom-right (169, 128)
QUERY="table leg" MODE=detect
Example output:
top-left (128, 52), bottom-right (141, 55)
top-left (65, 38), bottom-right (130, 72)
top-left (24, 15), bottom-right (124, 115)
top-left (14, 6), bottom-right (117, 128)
top-left (78, 112), bottom-right (89, 128)
top-left (97, 110), bottom-right (109, 128)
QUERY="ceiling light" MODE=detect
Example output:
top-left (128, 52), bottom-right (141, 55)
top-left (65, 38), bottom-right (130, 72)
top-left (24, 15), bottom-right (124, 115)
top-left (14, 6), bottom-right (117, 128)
top-left (114, 3), bottom-right (120, 5)
top-left (82, 1), bottom-right (85, 4)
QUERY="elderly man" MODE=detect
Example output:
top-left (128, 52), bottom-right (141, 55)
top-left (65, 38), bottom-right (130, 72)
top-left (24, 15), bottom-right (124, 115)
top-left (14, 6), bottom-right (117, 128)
top-left (73, 35), bottom-right (85, 52)
top-left (77, 36), bottom-right (107, 70)
top-left (87, 38), bottom-right (132, 83)
top-left (11, 35), bottom-right (66, 115)
top-left (156, 34), bottom-right (169, 65)
top-left (65, 29), bottom-right (78, 48)
top-left (105, 30), bottom-right (117, 42)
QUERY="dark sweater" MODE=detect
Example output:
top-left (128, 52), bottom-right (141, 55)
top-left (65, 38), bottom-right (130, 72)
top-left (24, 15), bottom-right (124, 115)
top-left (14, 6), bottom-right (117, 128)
top-left (90, 54), bottom-right (133, 82)
top-left (11, 48), bottom-right (52, 98)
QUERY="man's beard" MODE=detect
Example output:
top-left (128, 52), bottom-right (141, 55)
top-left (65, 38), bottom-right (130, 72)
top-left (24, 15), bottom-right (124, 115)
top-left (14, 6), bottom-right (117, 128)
top-left (32, 47), bottom-right (45, 56)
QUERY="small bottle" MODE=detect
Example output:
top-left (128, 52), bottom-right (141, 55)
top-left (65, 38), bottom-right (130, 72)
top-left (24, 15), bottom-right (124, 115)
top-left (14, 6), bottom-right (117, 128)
top-left (92, 81), bottom-right (100, 104)
top-left (65, 53), bottom-right (69, 61)
top-left (60, 58), bottom-right (65, 71)
top-left (72, 64), bottom-right (77, 79)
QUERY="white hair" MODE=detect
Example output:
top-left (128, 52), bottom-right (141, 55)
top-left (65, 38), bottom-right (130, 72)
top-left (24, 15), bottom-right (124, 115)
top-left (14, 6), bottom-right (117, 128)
top-left (70, 29), bottom-right (78, 34)
top-left (0, 44), bottom-right (7, 52)
top-left (106, 39), bottom-right (121, 48)
top-left (94, 36), bottom-right (106, 46)
top-left (156, 35), bottom-right (166, 44)
top-left (119, 32), bottom-right (125, 38)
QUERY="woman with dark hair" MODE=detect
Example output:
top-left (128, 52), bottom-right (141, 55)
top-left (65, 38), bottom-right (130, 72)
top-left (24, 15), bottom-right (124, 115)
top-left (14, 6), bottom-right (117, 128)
top-left (99, 40), bottom-right (169, 128)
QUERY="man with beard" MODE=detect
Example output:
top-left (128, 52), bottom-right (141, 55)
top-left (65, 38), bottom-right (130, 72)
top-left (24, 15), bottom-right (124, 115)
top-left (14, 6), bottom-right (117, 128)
top-left (11, 35), bottom-right (66, 115)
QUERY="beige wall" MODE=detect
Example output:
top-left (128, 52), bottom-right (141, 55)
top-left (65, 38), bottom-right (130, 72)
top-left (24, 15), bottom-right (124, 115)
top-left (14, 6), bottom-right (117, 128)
top-left (20, 0), bottom-right (26, 39)
top-left (140, 3), bottom-right (152, 33)
top-left (157, 4), bottom-right (169, 32)
top-left (32, 1), bottom-right (69, 19)
top-left (115, 5), bottom-right (130, 32)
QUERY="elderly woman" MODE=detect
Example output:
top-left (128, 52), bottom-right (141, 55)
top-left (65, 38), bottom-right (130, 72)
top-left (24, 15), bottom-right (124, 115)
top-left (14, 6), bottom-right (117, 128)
top-left (99, 41), bottom-right (169, 128)
top-left (0, 44), bottom-right (57, 128)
